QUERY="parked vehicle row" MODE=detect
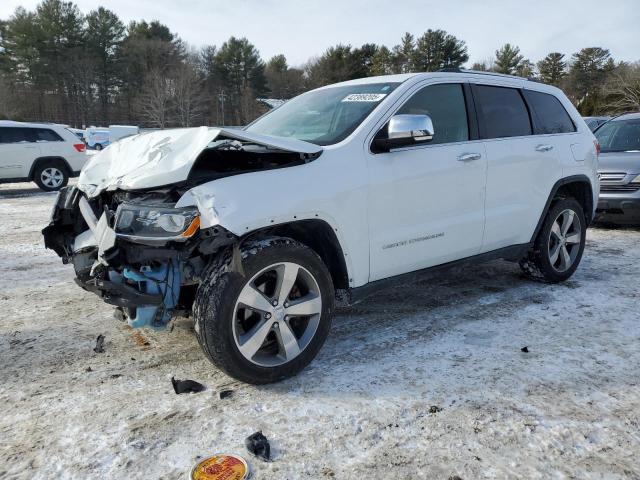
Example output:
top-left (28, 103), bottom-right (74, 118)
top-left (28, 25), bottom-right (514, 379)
top-left (0, 121), bottom-right (87, 191)
top-left (0, 122), bottom-right (141, 191)
top-left (43, 71), bottom-right (599, 384)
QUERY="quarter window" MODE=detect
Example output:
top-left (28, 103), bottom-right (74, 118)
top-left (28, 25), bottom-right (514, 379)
top-left (474, 85), bottom-right (532, 139)
top-left (33, 128), bottom-right (64, 142)
top-left (524, 90), bottom-right (576, 134)
top-left (397, 83), bottom-right (469, 144)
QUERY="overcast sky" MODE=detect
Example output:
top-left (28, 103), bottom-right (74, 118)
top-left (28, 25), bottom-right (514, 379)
top-left (2, 0), bottom-right (639, 67)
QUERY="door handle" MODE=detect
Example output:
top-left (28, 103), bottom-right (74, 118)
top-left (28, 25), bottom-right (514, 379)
top-left (535, 144), bottom-right (554, 152)
top-left (457, 152), bottom-right (482, 162)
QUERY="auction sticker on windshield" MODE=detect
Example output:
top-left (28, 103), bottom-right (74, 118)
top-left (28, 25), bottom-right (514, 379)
top-left (342, 93), bottom-right (387, 102)
top-left (191, 454), bottom-right (249, 480)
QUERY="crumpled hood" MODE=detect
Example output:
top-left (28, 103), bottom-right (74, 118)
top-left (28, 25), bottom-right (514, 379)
top-left (77, 126), bottom-right (322, 197)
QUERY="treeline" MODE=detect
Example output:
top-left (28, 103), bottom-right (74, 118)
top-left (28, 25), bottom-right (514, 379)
top-left (1, 0), bottom-right (639, 128)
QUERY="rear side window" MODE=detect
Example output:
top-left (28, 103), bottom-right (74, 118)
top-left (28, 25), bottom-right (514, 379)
top-left (524, 90), bottom-right (576, 134)
top-left (0, 127), bottom-right (35, 143)
top-left (397, 83), bottom-right (469, 144)
top-left (33, 128), bottom-right (64, 142)
top-left (473, 85), bottom-right (532, 139)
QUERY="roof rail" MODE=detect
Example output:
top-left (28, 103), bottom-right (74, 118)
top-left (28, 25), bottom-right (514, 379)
top-left (436, 68), bottom-right (539, 83)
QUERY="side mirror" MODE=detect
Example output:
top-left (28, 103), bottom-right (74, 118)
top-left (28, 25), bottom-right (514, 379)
top-left (372, 114), bottom-right (434, 153)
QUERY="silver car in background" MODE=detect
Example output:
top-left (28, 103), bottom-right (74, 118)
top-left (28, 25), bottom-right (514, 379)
top-left (595, 113), bottom-right (640, 225)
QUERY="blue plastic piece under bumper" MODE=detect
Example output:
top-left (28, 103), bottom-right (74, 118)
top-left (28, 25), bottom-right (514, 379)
top-left (109, 262), bottom-right (181, 329)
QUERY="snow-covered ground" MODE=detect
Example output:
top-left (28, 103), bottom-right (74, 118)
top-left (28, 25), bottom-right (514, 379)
top-left (1, 181), bottom-right (639, 480)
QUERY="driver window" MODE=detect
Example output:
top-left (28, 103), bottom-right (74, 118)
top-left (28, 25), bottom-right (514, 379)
top-left (397, 83), bottom-right (469, 144)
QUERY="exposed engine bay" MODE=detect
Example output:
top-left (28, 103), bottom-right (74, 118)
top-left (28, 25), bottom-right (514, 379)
top-left (42, 135), bottom-right (320, 330)
top-left (43, 185), bottom-right (236, 329)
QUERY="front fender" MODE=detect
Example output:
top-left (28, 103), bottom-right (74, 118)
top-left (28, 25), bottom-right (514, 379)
top-left (175, 166), bottom-right (367, 287)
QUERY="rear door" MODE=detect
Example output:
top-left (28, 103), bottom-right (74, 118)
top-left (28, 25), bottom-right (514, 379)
top-left (473, 84), bottom-right (562, 252)
top-left (0, 127), bottom-right (40, 179)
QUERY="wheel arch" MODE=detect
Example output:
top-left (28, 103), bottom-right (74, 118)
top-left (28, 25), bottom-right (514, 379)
top-left (28, 156), bottom-right (73, 180)
top-left (530, 175), bottom-right (594, 243)
top-left (241, 219), bottom-right (350, 291)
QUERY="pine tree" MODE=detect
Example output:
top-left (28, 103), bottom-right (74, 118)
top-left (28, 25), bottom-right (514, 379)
top-left (537, 52), bottom-right (566, 85)
top-left (494, 43), bottom-right (523, 74)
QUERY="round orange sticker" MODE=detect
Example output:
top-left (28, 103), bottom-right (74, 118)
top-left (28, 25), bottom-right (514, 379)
top-left (191, 454), bottom-right (250, 480)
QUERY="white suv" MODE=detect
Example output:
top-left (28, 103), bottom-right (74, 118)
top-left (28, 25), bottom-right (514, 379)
top-left (43, 71), bottom-right (599, 383)
top-left (0, 121), bottom-right (87, 191)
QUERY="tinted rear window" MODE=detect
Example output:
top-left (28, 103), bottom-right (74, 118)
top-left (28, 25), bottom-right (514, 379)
top-left (474, 85), bottom-right (532, 139)
top-left (524, 90), bottom-right (575, 134)
top-left (33, 128), bottom-right (64, 142)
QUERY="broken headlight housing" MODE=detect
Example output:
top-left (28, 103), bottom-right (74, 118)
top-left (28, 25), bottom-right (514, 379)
top-left (114, 203), bottom-right (200, 242)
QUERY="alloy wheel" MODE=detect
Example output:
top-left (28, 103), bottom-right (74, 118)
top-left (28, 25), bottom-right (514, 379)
top-left (232, 262), bottom-right (322, 367)
top-left (548, 208), bottom-right (582, 272)
top-left (40, 167), bottom-right (65, 189)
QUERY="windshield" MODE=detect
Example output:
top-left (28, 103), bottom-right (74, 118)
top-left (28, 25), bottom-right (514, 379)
top-left (595, 118), bottom-right (640, 153)
top-left (246, 83), bottom-right (399, 146)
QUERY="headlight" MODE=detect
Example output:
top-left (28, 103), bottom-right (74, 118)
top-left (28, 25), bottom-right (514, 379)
top-left (631, 174), bottom-right (640, 184)
top-left (115, 203), bottom-right (200, 242)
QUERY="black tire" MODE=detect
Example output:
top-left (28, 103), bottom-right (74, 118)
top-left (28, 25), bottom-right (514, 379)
top-left (520, 197), bottom-right (587, 283)
top-left (33, 161), bottom-right (69, 192)
top-left (194, 237), bottom-right (335, 384)
top-left (94, 143), bottom-right (103, 151)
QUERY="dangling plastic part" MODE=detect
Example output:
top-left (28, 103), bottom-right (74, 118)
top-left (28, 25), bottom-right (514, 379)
top-left (121, 261), bottom-right (181, 329)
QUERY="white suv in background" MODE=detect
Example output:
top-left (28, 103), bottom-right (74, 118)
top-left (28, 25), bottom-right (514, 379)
top-left (44, 71), bottom-right (599, 384)
top-left (0, 121), bottom-right (87, 191)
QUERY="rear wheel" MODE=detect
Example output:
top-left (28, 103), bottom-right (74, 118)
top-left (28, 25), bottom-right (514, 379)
top-left (33, 162), bottom-right (69, 192)
top-left (194, 237), bottom-right (335, 384)
top-left (520, 197), bottom-right (586, 282)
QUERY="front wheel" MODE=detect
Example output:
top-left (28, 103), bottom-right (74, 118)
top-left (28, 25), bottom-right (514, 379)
top-left (520, 197), bottom-right (587, 283)
top-left (194, 237), bottom-right (335, 384)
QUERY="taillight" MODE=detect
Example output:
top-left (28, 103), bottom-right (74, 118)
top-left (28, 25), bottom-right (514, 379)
top-left (73, 143), bottom-right (86, 153)
top-left (594, 140), bottom-right (601, 156)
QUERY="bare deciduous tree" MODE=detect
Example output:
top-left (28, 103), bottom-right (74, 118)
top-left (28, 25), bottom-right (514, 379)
top-left (135, 68), bottom-right (173, 128)
top-left (602, 63), bottom-right (640, 113)
top-left (173, 57), bottom-right (205, 127)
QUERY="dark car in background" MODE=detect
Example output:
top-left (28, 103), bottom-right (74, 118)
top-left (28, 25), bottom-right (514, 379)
top-left (584, 116), bottom-right (611, 132)
top-left (594, 113), bottom-right (640, 225)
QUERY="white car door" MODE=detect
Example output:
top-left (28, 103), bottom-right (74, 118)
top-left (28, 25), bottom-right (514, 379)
top-left (367, 82), bottom-right (487, 282)
top-left (472, 84), bottom-right (564, 252)
top-left (0, 127), bottom-right (40, 179)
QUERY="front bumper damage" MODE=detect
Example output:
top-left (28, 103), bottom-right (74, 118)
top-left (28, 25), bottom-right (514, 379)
top-left (43, 186), bottom-right (236, 329)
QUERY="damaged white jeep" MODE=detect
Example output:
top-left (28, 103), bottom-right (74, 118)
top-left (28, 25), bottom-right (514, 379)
top-left (43, 71), bottom-right (599, 384)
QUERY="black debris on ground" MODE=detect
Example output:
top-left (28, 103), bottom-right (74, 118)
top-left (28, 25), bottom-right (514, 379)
top-left (245, 431), bottom-right (271, 461)
top-left (429, 405), bottom-right (443, 414)
top-left (521, 346), bottom-right (529, 353)
top-left (85, 366), bottom-right (92, 372)
top-left (219, 390), bottom-right (234, 399)
top-left (171, 377), bottom-right (205, 394)
top-left (111, 374), bottom-right (122, 379)
top-left (93, 335), bottom-right (105, 353)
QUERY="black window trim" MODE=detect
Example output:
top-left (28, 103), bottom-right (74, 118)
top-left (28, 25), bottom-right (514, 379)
top-left (521, 88), bottom-right (577, 135)
top-left (469, 83), bottom-right (534, 140)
